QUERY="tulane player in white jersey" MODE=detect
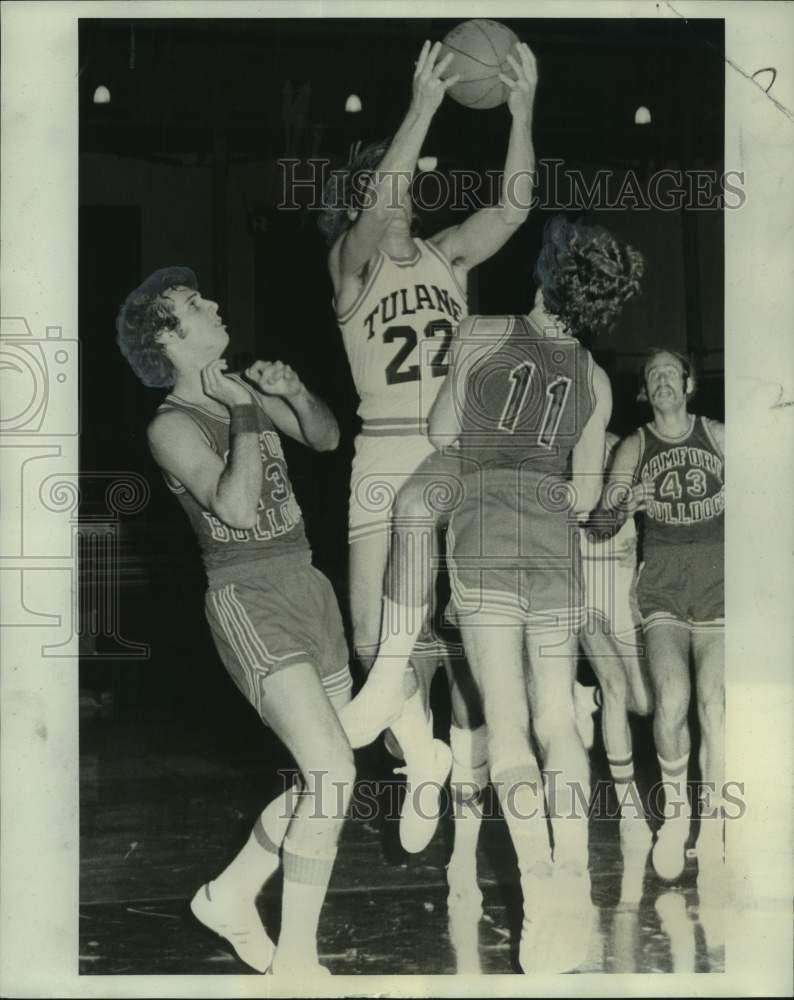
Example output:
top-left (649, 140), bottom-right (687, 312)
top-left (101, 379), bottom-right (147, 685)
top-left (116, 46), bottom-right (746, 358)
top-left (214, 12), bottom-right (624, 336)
top-left (321, 39), bottom-right (538, 856)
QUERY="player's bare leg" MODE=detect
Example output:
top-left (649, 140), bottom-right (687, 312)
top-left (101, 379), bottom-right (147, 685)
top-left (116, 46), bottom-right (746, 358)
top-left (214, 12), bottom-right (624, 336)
top-left (692, 630), bottom-right (725, 874)
top-left (258, 663), bottom-right (355, 975)
top-left (458, 617), bottom-right (551, 974)
top-left (443, 652), bottom-right (487, 974)
top-left (191, 662), bottom-right (353, 975)
top-left (619, 625), bottom-right (654, 717)
top-left (523, 630), bottom-right (595, 972)
top-left (646, 622), bottom-right (692, 881)
top-left (342, 455), bottom-right (462, 744)
top-left (581, 620), bottom-right (652, 868)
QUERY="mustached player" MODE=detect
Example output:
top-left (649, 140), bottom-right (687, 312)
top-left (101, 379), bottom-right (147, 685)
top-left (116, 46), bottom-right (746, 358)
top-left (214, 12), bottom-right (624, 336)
top-left (603, 349), bottom-right (725, 885)
top-left (117, 267), bottom-right (355, 977)
top-left (321, 38), bottom-right (538, 854)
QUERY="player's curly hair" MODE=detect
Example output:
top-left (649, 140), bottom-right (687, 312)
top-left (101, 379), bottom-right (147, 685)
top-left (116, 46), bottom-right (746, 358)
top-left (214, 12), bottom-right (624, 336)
top-left (533, 216), bottom-right (645, 339)
top-left (317, 138), bottom-right (391, 246)
top-left (115, 266), bottom-right (197, 388)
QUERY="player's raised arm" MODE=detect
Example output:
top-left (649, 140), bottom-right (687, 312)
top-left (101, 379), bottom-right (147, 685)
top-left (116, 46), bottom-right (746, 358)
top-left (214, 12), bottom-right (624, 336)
top-left (148, 361), bottom-right (263, 530)
top-left (333, 41), bottom-right (460, 282)
top-left (244, 360), bottom-right (340, 452)
top-left (570, 364), bottom-right (612, 515)
top-left (431, 42), bottom-right (537, 272)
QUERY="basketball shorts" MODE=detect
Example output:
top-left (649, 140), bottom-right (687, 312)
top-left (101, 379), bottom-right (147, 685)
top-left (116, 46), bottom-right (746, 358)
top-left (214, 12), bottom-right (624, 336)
top-left (348, 430), bottom-right (437, 544)
top-left (446, 469), bottom-right (584, 634)
top-left (580, 529), bottom-right (641, 637)
top-left (204, 557), bottom-right (352, 721)
top-left (636, 541), bottom-right (724, 632)
top-left (349, 430), bottom-right (459, 660)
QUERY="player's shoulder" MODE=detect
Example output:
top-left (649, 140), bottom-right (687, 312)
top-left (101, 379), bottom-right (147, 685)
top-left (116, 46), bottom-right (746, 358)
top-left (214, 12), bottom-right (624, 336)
top-left (591, 359), bottom-right (610, 393)
top-left (587, 358), bottom-right (612, 409)
top-left (427, 227), bottom-right (457, 262)
top-left (701, 415), bottom-right (725, 451)
top-left (147, 405), bottom-right (207, 451)
top-left (701, 414), bottom-right (724, 435)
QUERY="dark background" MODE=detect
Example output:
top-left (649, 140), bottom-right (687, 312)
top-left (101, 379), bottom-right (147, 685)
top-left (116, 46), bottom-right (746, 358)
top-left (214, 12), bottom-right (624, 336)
top-left (78, 16), bottom-right (724, 734)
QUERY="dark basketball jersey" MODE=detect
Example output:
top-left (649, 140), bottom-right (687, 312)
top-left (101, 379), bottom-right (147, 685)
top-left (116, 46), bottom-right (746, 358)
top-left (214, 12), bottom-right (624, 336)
top-left (156, 375), bottom-right (310, 575)
top-left (457, 315), bottom-right (597, 475)
top-left (636, 415), bottom-right (724, 548)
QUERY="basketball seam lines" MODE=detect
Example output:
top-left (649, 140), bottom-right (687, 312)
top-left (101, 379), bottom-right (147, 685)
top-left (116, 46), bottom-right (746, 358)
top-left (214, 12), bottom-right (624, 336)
top-left (469, 81), bottom-right (504, 108)
top-left (443, 41), bottom-right (495, 69)
top-left (473, 19), bottom-right (503, 69)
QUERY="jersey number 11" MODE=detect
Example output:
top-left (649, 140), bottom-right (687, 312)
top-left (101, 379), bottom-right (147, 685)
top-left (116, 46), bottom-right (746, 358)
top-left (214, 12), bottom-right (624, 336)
top-left (498, 360), bottom-right (572, 449)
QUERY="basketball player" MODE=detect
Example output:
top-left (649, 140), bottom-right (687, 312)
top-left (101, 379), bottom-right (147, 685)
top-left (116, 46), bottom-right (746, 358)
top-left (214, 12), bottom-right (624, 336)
top-left (603, 349), bottom-right (725, 884)
top-left (433, 219), bottom-right (645, 973)
top-left (367, 218), bottom-right (644, 972)
top-left (116, 267), bottom-right (354, 977)
top-left (321, 38), bottom-right (538, 852)
top-left (579, 432), bottom-right (654, 861)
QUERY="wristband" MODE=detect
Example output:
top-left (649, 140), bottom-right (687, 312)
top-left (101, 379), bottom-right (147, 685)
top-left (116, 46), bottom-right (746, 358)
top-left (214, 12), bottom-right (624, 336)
top-left (230, 404), bottom-right (258, 435)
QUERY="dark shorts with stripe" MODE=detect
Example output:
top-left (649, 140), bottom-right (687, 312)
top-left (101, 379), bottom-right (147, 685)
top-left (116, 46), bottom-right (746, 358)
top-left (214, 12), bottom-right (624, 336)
top-left (204, 555), bottom-right (351, 721)
top-left (637, 541), bottom-right (724, 632)
top-left (447, 469), bottom-right (584, 633)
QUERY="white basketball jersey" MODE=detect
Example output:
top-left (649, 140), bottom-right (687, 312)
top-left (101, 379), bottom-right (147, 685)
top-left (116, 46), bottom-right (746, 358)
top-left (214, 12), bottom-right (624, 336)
top-left (336, 238), bottom-right (468, 432)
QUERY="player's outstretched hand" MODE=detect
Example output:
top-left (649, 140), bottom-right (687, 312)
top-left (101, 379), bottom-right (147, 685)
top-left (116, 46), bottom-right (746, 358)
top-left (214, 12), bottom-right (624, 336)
top-left (411, 40), bottom-right (460, 118)
top-left (499, 41), bottom-right (538, 121)
top-left (201, 359), bottom-right (252, 408)
top-left (245, 360), bottom-right (303, 398)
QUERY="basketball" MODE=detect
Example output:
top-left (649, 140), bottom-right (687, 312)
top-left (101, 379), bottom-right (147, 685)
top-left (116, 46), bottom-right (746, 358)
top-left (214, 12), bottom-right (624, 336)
top-left (440, 19), bottom-right (521, 110)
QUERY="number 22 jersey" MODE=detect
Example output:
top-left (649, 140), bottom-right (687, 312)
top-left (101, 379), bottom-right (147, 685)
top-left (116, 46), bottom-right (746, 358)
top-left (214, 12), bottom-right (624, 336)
top-left (336, 237), bottom-right (467, 432)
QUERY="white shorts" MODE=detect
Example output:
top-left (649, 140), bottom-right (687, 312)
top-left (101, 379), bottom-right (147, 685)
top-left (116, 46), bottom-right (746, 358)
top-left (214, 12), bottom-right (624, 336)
top-left (348, 431), bottom-right (437, 543)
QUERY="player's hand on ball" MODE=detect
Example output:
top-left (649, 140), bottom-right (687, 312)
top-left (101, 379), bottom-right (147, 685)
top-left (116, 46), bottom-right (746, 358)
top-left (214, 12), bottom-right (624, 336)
top-left (411, 40), bottom-right (460, 117)
top-left (246, 360), bottom-right (302, 398)
top-left (201, 359), bottom-right (252, 408)
top-left (500, 42), bottom-right (538, 120)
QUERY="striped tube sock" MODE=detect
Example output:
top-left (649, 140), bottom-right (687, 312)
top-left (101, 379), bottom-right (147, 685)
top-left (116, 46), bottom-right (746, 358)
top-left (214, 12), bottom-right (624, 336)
top-left (277, 840), bottom-right (338, 963)
top-left (658, 752), bottom-right (691, 822)
top-left (491, 758), bottom-right (550, 877)
top-left (212, 787), bottom-right (296, 901)
top-left (608, 754), bottom-right (643, 820)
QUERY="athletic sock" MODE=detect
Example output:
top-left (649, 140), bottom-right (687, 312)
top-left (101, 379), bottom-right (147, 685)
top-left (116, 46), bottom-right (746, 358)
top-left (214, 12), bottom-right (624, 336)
top-left (608, 753), bottom-right (643, 820)
top-left (652, 752), bottom-right (691, 880)
top-left (274, 839), bottom-right (337, 966)
top-left (447, 725), bottom-right (488, 890)
top-left (212, 787), bottom-right (296, 902)
top-left (658, 752), bottom-right (691, 824)
top-left (491, 756), bottom-right (549, 878)
top-left (390, 687), bottom-right (435, 764)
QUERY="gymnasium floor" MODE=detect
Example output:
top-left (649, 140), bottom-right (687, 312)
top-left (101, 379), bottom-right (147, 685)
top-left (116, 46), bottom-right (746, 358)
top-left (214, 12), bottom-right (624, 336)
top-left (79, 710), bottom-right (725, 977)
